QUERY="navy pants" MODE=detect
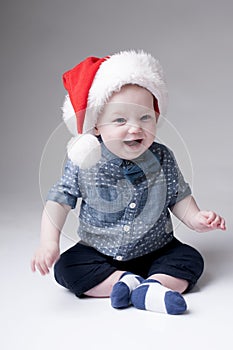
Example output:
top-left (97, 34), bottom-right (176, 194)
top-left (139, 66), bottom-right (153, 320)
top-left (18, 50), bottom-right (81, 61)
top-left (54, 238), bottom-right (204, 297)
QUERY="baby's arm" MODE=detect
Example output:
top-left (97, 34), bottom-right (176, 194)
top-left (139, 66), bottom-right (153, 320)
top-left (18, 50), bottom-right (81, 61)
top-left (171, 195), bottom-right (226, 232)
top-left (31, 200), bottom-right (71, 275)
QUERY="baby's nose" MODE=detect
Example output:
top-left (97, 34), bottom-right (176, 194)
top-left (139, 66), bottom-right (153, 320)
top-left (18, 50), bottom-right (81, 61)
top-left (128, 123), bottom-right (142, 133)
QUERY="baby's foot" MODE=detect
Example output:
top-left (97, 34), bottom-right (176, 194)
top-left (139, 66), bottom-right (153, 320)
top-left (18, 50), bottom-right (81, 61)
top-left (131, 279), bottom-right (187, 315)
top-left (110, 272), bottom-right (144, 309)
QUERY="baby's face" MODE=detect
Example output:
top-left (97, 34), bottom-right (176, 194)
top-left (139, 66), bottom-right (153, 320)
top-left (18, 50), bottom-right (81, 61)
top-left (95, 85), bottom-right (158, 160)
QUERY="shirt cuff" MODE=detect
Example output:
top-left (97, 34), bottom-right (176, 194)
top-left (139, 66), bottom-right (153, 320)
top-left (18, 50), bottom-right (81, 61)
top-left (46, 191), bottom-right (77, 209)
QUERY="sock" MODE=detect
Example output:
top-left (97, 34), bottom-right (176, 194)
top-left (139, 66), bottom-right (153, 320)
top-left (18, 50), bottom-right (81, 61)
top-left (131, 279), bottom-right (187, 315)
top-left (110, 272), bottom-right (144, 309)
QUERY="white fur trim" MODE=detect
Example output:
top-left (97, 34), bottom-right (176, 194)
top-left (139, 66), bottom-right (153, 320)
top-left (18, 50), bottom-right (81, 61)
top-left (62, 50), bottom-right (168, 136)
top-left (62, 95), bottom-right (98, 136)
top-left (62, 94), bottom-right (77, 136)
top-left (84, 50), bottom-right (168, 132)
top-left (67, 134), bottom-right (101, 169)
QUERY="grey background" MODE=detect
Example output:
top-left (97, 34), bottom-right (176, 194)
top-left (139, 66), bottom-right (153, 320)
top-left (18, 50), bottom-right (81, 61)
top-left (0, 0), bottom-right (233, 221)
top-left (0, 0), bottom-right (233, 224)
top-left (1, 2), bottom-right (233, 349)
top-left (1, 0), bottom-right (232, 220)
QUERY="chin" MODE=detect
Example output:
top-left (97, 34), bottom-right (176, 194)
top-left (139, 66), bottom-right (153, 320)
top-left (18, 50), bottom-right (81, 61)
top-left (122, 150), bottom-right (145, 160)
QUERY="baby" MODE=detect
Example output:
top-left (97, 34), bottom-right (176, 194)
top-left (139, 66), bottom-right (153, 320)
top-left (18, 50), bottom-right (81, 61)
top-left (31, 50), bottom-right (226, 315)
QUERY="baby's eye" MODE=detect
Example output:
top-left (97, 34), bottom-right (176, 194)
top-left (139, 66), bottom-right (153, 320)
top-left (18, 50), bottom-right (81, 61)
top-left (141, 114), bottom-right (152, 121)
top-left (113, 117), bottom-right (127, 124)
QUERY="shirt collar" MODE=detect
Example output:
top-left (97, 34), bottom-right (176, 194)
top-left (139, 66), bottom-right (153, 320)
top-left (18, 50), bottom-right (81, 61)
top-left (99, 137), bottom-right (160, 173)
top-left (100, 141), bottom-right (123, 166)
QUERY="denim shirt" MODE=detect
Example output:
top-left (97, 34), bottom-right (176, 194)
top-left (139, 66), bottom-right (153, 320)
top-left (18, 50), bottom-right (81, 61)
top-left (47, 141), bottom-right (191, 261)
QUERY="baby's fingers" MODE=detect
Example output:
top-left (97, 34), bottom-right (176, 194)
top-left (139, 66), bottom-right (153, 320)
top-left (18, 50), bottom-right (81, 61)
top-left (31, 255), bottom-right (50, 275)
top-left (38, 261), bottom-right (50, 275)
top-left (219, 217), bottom-right (226, 230)
top-left (207, 212), bottom-right (226, 231)
top-left (30, 258), bottom-right (36, 273)
top-left (209, 214), bottom-right (221, 227)
top-left (206, 211), bottom-right (216, 224)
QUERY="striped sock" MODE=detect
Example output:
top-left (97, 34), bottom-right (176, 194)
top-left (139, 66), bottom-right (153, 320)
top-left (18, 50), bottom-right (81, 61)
top-left (110, 272), bottom-right (144, 309)
top-left (131, 279), bottom-right (187, 315)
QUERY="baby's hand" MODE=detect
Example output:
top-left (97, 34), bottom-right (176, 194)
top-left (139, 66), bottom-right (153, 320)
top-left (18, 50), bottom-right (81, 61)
top-left (31, 241), bottom-right (60, 275)
top-left (191, 210), bottom-right (226, 233)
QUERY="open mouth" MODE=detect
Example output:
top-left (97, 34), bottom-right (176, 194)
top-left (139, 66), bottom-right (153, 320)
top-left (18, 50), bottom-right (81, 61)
top-left (123, 139), bottom-right (143, 146)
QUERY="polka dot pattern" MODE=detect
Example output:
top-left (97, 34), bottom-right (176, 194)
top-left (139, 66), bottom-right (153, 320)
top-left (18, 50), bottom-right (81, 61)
top-left (47, 142), bottom-right (191, 260)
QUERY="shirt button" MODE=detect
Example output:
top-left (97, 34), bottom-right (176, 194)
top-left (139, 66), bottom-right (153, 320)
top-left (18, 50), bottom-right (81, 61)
top-left (116, 255), bottom-right (123, 261)
top-left (129, 202), bottom-right (136, 209)
top-left (123, 225), bottom-right (130, 232)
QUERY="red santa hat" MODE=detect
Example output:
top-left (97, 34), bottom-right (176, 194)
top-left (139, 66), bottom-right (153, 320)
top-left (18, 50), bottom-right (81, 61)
top-left (62, 50), bottom-right (168, 168)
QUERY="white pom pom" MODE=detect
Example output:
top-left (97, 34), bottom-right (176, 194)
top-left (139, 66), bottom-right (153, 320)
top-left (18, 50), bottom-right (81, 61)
top-left (67, 134), bottom-right (101, 169)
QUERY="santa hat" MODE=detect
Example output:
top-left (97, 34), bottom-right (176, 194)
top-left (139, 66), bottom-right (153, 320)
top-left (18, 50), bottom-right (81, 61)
top-left (62, 50), bottom-right (168, 168)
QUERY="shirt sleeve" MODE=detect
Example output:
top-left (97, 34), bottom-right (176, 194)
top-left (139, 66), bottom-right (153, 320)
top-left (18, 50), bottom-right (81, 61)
top-left (46, 159), bottom-right (81, 209)
top-left (167, 148), bottom-right (192, 208)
